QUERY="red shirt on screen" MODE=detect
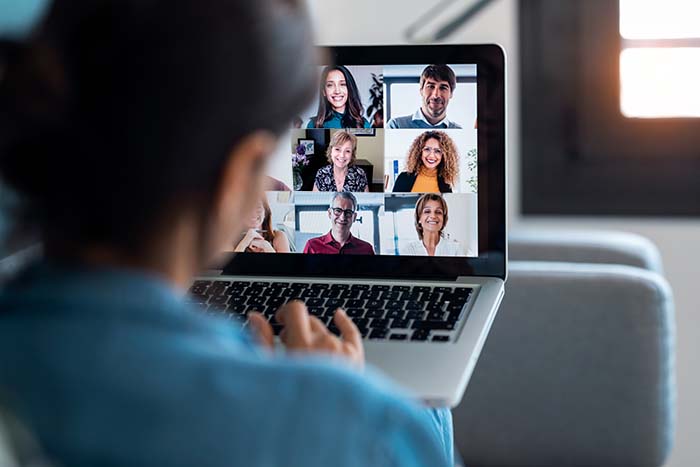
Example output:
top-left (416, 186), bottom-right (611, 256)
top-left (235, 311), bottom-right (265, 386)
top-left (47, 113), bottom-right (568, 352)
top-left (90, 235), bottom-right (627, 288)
top-left (303, 231), bottom-right (375, 255)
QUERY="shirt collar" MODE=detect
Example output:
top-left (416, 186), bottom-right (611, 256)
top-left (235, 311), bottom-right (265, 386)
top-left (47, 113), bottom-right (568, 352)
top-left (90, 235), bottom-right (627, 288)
top-left (412, 108), bottom-right (452, 128)
top-left (322, 230), bottom-right (356, 246)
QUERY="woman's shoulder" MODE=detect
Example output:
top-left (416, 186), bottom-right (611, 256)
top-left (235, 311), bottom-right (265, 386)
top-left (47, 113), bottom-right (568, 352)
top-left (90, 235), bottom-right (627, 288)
top-left (400, 240), bottom-right (424, 255)
top-left (439, 237), bottom-right (465, 255)
top-left (316, 164), bottom-right (333, 175)
top-left (392, 172), bottom-right (415, 192)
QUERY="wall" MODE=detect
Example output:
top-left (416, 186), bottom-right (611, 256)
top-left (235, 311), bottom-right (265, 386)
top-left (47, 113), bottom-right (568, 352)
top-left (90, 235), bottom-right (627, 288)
top-left (307, 0), bottom-right (700, 465)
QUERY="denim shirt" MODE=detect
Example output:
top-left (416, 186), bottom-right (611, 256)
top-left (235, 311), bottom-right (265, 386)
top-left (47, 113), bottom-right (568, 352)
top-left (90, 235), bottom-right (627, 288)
top-left (0, 263), bottom-right (453, 466)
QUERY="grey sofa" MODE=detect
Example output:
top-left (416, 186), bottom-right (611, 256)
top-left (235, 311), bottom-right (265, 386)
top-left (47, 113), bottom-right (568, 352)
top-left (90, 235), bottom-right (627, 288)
top-left (453, 230), bottom-right (675, 466)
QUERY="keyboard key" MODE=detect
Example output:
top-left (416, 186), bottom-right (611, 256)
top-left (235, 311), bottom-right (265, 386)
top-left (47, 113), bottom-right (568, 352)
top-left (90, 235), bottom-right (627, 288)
top-left (411, 329), bottom-right (430, 341)
top-left (432, 335), bottom-right (450, 342)
top-left (267, 297), bottom-right (285, 308)
top-left (422, 292), bottom-right (440, 302)
top-left (412, 321), bottom-right (456, 331)
top-left (346, 299), bottom-right (365, 308)
top-left (328, 324), bottom-right (341, 336)
top-left (331, 284), bottom-right (350, 290)
top-left (193, 280), bottom-right (212, 287)
top-left (301, 289), bottom-right (321, 298)
top-left (406, 301), bottom-right (425, 311)
top-left (360, 290), bottom-right (382, 300)
top-left (345, 308), bottom-right (364, 318)
top-left (321, 289), bottom-right (342, 299)
top-left (427, 310), bottom-right (446, 321)
top-left (247, 297), bottom-right (267, 307)
top-left (391, 285), bottom-right (410, 292)
top-left (364, 309), bottom-right (384, 318)
top-left (289, 282), bottom-right (308, 289)
top-left (271, 324), bottom-right (284, 336)
top-left (369, 329), bottom-right (388, 340)
top-left (351, 284), bottom-right (370, 290)
top-left (371, 285), bottom-right (391, 291)
top-left (434, 287), bottom-right (453, 294)
top-left (380, 291), bottom-right (400, 301)
top-left (366, 299), bottom-right (384, 309)
top-left (325, 299), bottom-right (345, 309)
top-left (369, 318), bottom-right (389, 329)
top-left (340, 290), bottom-right (362, 299)
top-left (400, 291), bottom-right (422, 301)
top-left (390, 318), bottom-right (410, 329)
top-left (252, 281), bottom-right (269, 288)
top-left (390, 334), bottom-right (408, 340)
top-left (352, 318), bottom-right (370, 330)
top-left (306, 298), bottom-right (325, 307)
top-left (310, 283), bottom-right (330, 289)
top-left (405, 310), bottom-right (425, 319)
top-left (414, 286), bottom-right (431, 293)
top-left (386, 309), bottom-right (405, 319)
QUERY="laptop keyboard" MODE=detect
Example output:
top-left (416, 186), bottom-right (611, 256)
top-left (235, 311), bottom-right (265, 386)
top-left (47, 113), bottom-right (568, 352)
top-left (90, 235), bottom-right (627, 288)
top-left (186, 280), bottom-right (473, 343)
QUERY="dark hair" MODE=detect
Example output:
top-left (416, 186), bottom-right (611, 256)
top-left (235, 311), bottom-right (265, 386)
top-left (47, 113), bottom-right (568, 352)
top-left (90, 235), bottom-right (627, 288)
top-left (420, 64), bottom-right (457, 92)
top-left (0, 0), bottom-right (316, 256)
top-left (313, 65), bottom-right (365, 128)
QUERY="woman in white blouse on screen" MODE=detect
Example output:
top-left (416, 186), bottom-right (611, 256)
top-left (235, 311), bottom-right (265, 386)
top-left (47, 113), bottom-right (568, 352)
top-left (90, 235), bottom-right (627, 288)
top-left (401, 193), bottom-right (469, 257)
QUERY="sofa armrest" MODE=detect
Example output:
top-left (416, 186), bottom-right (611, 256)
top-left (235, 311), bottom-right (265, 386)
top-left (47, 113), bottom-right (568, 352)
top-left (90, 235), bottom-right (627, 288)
top-left (509, 230), bottom-right (664, 273)
top-left (453, 261), bottom-right (675, 466)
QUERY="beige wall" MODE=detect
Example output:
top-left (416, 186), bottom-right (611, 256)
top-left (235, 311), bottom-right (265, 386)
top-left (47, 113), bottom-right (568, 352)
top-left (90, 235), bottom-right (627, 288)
top-left (308, 1), bottom-right (700, 465)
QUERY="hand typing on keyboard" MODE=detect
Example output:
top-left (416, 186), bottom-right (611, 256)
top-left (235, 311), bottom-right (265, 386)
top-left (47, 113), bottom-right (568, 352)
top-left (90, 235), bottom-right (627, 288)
top-left (248, 301), bottom-right (364, 369)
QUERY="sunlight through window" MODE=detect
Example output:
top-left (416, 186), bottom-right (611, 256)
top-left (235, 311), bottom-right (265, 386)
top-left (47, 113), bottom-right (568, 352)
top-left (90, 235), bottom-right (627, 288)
top-left (619, 0), bottom-right (700, 118)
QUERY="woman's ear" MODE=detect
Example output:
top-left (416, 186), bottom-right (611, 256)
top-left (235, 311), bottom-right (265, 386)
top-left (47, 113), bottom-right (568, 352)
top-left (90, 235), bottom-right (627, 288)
top-left (208, 131), bottom-right (277, 256)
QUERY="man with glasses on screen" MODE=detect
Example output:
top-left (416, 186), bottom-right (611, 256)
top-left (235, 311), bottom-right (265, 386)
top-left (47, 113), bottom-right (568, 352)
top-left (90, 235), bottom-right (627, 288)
top-left (387, 64), bottom-right (463, 129)
top-left (303, 192), bottom-right (375, 255)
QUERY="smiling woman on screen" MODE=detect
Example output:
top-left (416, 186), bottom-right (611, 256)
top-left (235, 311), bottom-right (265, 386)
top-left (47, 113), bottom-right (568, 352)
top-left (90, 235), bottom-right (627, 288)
top-left (392, 130), bottom-right (459, 193)
top-left (312, 130), bottom-right (369, 192)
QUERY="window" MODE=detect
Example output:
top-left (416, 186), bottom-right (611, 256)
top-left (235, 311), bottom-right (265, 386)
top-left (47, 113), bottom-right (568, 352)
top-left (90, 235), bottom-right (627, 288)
top-left (520, 0), bottom-right (700, 216)
top-left (619, 0), bottom-right (700, 118)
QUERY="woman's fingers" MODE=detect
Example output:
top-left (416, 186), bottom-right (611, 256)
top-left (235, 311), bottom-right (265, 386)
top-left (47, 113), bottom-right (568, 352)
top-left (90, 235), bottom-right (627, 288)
top-left (275, 301), bottom-right (312, 347)
top-left (333, 309), bottom-right (365, 367)
top-left (248, 312), bottom-right (274, 350)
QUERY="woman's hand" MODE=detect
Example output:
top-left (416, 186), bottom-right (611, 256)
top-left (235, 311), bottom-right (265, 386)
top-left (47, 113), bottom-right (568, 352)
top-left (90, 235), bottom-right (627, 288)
top-left (247, 237), bottom-right (276, 253)
top-left (234, 229), bottom-right (262, 252)
top-left (248, 301), bottom-right (364, 369)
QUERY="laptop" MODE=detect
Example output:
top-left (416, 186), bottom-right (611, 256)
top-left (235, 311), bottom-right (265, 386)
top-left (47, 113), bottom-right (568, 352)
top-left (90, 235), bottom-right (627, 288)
top-left (189, 45), bottom-right (506, 408)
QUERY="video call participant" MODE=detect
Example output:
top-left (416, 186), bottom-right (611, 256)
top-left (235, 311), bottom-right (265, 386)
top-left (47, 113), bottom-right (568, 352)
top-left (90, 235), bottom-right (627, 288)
top-left (387, 64), bottom-right (463, 129)
top-left (401, 194), bottom-right (467, 256)
top-left (234, 196), bottom-right (291, 253)
top-left (307, 65), bottom-right (371, 129)
top-left (313, 130), bottom-right (369, 192)
top-left (392, 130), bottom-right (459, 193)
top-left (303, 192), bottom-right (375, 255)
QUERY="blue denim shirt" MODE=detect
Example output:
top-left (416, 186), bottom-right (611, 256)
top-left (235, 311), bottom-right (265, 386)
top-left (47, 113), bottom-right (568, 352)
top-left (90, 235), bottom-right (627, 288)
top-left (0, 263), bottom-right (453, 466)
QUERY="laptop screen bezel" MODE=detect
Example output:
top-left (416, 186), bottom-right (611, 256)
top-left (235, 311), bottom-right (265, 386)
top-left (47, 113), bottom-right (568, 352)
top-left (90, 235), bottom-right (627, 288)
top-left (222, 44), bottom-right (506, 281)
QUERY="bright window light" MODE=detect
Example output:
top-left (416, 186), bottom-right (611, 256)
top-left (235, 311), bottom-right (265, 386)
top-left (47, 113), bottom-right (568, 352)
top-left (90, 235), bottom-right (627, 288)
top-left (620, 48), bottom-right (700, 118)
top-left (620, 0), bottom-right (700, 39)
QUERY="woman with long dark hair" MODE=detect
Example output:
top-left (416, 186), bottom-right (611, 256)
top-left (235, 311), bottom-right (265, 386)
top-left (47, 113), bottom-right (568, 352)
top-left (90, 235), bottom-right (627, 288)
top-left (0, 0), bottom-right (452, 466)
top-left (307, 65), bottom-right (371, 129)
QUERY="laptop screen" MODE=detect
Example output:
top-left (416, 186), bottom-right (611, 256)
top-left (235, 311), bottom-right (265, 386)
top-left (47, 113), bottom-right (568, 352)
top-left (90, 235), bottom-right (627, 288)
top-left (248, 63), bottom-right (478, 258)
top-left (224, 45), bottom-right (505, 280)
